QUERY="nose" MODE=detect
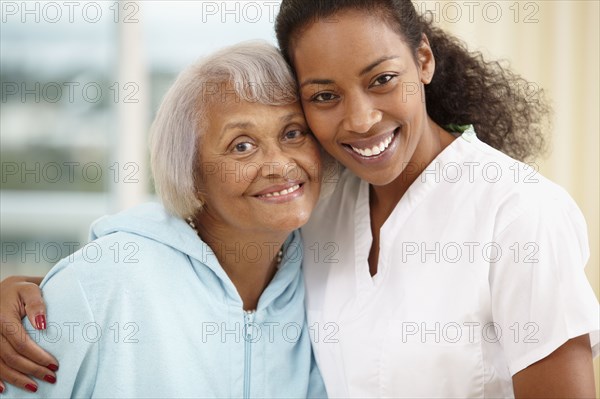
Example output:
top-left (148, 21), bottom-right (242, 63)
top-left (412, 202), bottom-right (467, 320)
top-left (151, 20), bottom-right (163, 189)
top-left (259, 145), bottom-right (298, 180)
top-left (341, 94), bottom-right (382, 134)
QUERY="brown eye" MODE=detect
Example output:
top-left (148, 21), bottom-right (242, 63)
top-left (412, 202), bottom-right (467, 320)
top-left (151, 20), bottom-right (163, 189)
top-left (311, 92), bottom-right (338, 103)
top-left (371, 74), bottom-right (396, 87)
top-left (283, 129), bottom-right (306, 141)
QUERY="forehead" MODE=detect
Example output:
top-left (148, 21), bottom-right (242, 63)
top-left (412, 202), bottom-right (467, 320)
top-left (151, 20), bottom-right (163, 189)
top-left (203, 97), bottom-right (303, 134)
top-left (209, 96), bottom-right (301, 118)
top-left (292, 10), bottom-right (409, 73)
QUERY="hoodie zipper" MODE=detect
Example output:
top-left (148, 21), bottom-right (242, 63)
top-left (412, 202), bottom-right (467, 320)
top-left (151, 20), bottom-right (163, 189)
top-left (243, 310), bottom-right (255, 398)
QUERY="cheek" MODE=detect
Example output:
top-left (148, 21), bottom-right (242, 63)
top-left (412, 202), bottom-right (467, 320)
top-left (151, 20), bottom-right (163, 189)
top-left (309, 124), bottom-right (338, 152)
top-left (239, 162), bottom-right (260, 183)
top-left (390, 84), bottom-right (425, 115)
top-left (303, 105), bottom-right (336, 141)
top-left (202, 176), bottom-right (228, 203)
top-left (294, 142), bottom-right (322, 181)
top-left (203, 161), bottom-right (250, 199)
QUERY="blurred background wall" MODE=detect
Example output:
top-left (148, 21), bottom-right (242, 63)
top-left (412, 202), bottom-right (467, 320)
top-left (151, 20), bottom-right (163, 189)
top-left (1, 0), bottom-right (598, 393)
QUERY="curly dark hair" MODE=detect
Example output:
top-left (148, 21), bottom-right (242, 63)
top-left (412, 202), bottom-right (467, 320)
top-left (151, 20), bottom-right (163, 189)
top-left (275, 0), bottom-right (550, 161)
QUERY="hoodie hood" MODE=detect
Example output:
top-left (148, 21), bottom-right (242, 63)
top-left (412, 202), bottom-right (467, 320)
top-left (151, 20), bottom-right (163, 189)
top-left (88, 202), bottom-right (302, 310)
top-left (90, 202), bottom-right (204, 261)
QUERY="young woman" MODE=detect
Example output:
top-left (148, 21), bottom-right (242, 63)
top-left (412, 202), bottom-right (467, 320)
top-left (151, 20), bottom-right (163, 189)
top-left (0, 41), bottom-right (326, 397)
top-left (2, 1), bottom-right (599, 397)
top-left (275, 0), bottom-right (598, 397)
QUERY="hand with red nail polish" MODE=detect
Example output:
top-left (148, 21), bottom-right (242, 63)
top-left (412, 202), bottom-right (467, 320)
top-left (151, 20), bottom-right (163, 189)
top-left (34, 315), bottom-right (46, 331)
top-left (0, 276), bottom-right (59, 393)
top-left (24, 384), bottom-right (37, 393)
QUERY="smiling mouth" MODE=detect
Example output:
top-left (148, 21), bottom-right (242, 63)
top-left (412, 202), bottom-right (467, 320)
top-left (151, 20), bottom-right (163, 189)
top-left (344, 128), bottom-right (398, 158)
top-left (256, 184), bottom-right (302, 198)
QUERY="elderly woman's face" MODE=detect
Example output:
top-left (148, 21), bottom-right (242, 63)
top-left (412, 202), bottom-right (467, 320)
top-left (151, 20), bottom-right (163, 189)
top-left (197, 97), bottom-right (321, 235)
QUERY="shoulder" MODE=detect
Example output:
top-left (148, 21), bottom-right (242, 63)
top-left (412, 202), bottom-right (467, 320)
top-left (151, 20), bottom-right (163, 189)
top-left (307, 168), bottom-right (361, 222)
top-left (452, 136), bottom-right (584, 235)
top-left (54, 230), bottom-right (187, 275)
top-left (41, 230), bottom-right (192, 310)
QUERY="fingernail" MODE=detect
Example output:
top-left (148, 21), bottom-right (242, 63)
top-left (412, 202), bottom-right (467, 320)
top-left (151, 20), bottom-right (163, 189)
top-left (0, 385), bottom-right (4, 393)
top-left (25, 384), bottom-right (37, 392)
top-left (47, 363), bottom-right (59, 372)
top-left (43, 375), bottom-right (56, 384)
top-left (35, 314), bottom-right (46, 330)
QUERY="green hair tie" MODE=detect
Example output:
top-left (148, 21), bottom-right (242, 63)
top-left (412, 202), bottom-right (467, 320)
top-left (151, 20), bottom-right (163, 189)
top-left (444, 124), bottom-right (472, 134)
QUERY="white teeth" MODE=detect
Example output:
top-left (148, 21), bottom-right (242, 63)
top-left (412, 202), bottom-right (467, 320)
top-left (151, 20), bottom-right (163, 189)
top-left (350, 133), bottom-right (394, 157)
top-left (261, 184), bottom-right (301, 198)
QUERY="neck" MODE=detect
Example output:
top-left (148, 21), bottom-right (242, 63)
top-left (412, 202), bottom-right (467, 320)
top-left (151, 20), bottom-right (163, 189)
top-left (192, 214), bottom-right (288, 311)
top-left (370, 120), bottom-right (455, 218)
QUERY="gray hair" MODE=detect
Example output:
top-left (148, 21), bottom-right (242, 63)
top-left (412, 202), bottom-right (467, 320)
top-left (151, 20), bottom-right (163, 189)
top-left (149, 41), bottom-right (299, 218)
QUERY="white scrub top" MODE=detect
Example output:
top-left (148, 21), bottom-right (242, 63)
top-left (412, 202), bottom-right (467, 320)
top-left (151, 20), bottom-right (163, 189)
top-left (301, 129), bottom-right (600, 398)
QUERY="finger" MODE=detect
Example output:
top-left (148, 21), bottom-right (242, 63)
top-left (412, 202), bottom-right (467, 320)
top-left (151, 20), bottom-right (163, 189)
top-left (20, 285), bottom-right (46, 330)
top-left (0, 341), bottom-right (56, 384)
top-left (0, 358), bottom-right (38, 393)
top-left (21, 277), bottom-right (43, 286)
top-left (0, 380), bottom-right (4, 394)
top-left (1, 319), bottom-right (58, 371)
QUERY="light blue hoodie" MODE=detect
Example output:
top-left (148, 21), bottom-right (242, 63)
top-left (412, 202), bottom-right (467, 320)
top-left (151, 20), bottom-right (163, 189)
top-left (7, 203), bottom-right (326, 398)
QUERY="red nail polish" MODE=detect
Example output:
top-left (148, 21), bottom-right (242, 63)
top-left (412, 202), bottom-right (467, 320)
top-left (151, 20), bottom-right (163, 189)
top-left (25, 384), bottom-right (37, 392)
top-left (35, 315), bottom-right (46, 330)
top-left (47, 363), bottom-right (59, 372)
top-left (0, 385), bottom-right (4, 393)
top-left (43, 375), bottom-right (56, 384)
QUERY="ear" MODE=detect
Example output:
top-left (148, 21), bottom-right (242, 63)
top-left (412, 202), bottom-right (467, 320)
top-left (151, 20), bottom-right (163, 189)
top-left (195, 186), bottom-right (207, 210)
top-left (416, 33), bottom-right (435, 85)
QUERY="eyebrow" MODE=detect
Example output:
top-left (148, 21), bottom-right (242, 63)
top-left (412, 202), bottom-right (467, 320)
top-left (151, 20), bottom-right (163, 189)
top-left (222, 121), bottom-right (253, 132)
top-left (222, 112), bottom-right (303, 132)
top-left (299, 78), bottom-right (335, 89)
top-left (299, 55), bottom-right (400, 89)
top-left (216, 121), bottom-right (251, 147)
top-left (280, 111), bottom-right (304, 123)
top-left (219, 111), bottom-right (305, 144)
top-left (359, 55), bottom-right (400, 76)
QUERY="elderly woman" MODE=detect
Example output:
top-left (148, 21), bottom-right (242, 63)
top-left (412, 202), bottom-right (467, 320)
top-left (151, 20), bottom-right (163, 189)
top-left (0, 41), bottom-right (325, 397)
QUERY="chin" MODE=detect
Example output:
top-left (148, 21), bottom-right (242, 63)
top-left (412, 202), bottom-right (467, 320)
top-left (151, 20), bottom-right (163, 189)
top-left (270, 211), bottom-right (312, 233)
top-left (283, 215), bottom-right (311, 231)
top-left (347, 166), bottom-right (396, 187)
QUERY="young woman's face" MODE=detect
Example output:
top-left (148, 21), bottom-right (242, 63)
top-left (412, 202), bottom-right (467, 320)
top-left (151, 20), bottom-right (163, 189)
top-left (198, 97), bottom-right (321, 235)
top-left (292, 10), bottom-right (435, 186)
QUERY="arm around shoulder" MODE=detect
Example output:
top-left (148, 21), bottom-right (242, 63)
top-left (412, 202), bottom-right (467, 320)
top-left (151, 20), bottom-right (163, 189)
top-left (4, 259), bottom-right (97, 398)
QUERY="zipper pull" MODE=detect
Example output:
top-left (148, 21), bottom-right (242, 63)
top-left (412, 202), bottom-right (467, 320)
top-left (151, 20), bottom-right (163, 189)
top-left (244, 310), bottom-right (255, 340)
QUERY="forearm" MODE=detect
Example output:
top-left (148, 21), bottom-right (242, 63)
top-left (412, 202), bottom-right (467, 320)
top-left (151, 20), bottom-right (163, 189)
top-left (5, 265), bottom-right (96, 397)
